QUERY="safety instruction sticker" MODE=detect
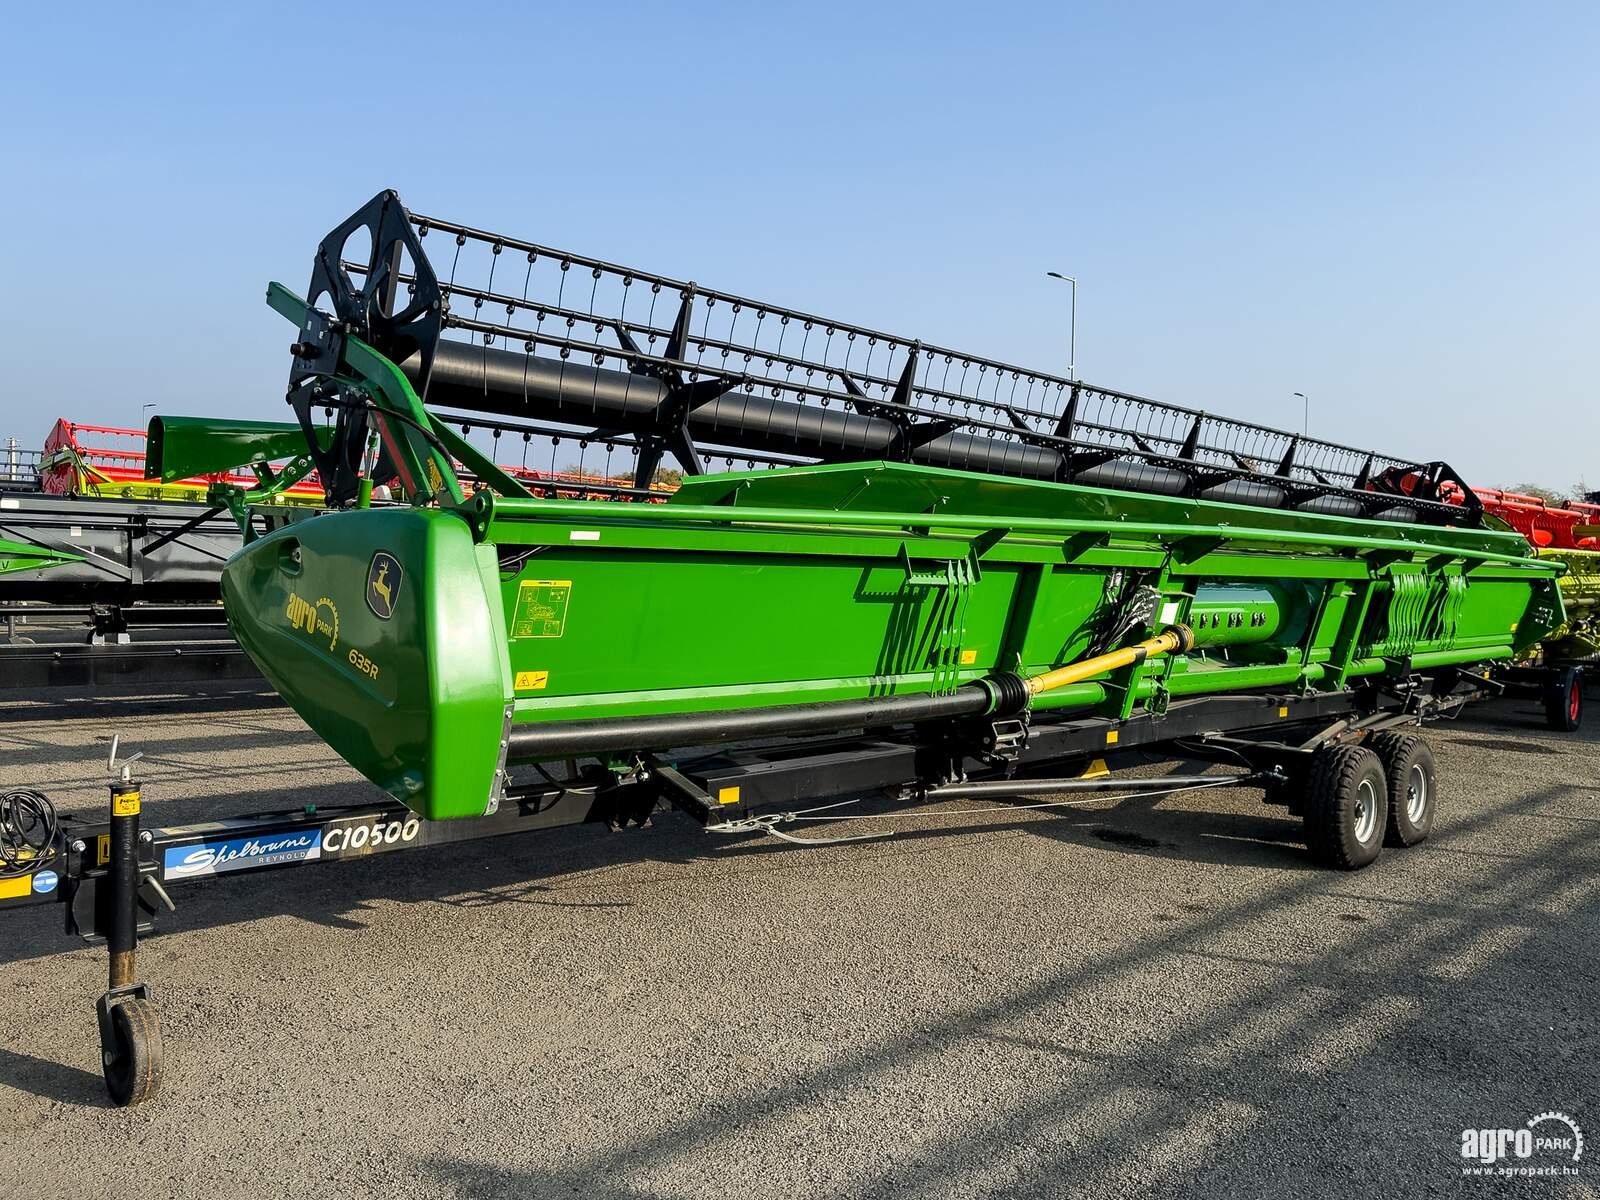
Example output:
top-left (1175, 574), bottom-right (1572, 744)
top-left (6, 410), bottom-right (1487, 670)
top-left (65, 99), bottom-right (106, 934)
top-left (511, 580), bottom-right (571, 639)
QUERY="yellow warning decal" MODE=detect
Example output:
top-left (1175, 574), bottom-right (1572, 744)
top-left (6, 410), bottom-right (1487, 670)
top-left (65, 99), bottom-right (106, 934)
top-left (112, 791), bottom-right (141, 817)
top-left (514, 670), bottom-right (550, 691)
top-left (1278, 706), bottom-right (1289, 718)
top-left (97, 835), bottom-right (110, 866)
top-left (959, 649), bottom-right (978, 666)
top-left (0, 876), bottom-right (31, 900)
top-left (717, 786), bottom-right (741, 806)
top-left (511, 581), bottom-right (572, 640)
top-left (1105, 730), bottom-right (1119, 745)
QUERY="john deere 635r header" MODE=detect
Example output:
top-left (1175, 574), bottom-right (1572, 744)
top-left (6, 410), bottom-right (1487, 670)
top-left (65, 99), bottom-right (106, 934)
top-left (144, 191), bottom-right (1561, 835)
top-left (10, 191), bottom-right (1567, 1106)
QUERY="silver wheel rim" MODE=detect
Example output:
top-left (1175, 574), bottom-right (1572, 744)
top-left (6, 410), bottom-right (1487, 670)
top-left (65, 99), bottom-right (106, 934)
top-left (1405, 763), bottom-right (1428, 824)
top-left (1353, 778), bottom-right (1378, 843)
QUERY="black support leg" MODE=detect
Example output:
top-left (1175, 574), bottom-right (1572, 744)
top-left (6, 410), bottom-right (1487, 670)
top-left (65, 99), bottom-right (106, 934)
top-left (95, 775), bottom-right (162, 1107)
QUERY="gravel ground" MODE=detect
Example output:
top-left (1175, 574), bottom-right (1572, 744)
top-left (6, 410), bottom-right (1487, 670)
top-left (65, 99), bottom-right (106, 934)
top-left (1, 687), bottom-right (1595, 1199)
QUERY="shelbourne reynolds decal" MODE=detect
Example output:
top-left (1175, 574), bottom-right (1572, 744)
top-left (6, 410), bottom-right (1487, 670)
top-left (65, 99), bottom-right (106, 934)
top-left (164, 831), bottom-right (323, 879)
top-left (159, 814), bottom-right (430, 880)
top-left (33, 870), bottom-right (58, 894)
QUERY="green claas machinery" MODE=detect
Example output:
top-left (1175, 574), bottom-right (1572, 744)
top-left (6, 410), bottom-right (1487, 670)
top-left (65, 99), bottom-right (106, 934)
top-left (1, 191), bottom-right (1565, 1105)
top-left (1451, 488), bottom-right (1600, 730)
top-left (0, 536), bottom-right (81, 576)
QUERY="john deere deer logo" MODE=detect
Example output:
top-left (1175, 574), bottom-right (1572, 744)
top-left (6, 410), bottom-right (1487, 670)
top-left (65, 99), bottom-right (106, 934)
top-left (367, 551), bottom-right (402, 620)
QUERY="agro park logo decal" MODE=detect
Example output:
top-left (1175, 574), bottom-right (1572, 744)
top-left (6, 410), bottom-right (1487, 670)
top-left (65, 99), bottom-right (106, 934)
top-left (286, 592), bottom-right (339, 650)
top-left (367, 551), bottom-right (402, 620)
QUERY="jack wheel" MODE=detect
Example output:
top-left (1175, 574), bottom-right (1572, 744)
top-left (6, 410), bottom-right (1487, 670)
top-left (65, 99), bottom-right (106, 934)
top-left (1303, 743), bottom-right (1388, 870)
top-left (1367, 732), bottom-right (1437, 847)
top-left (1544, 667), bottom-right (1583, 733)
top-left (101, 997), bottom-right (162, 1107)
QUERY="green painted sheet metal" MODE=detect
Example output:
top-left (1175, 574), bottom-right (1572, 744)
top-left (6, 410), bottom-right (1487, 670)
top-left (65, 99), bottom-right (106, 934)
top-left (146, 416), bottom-right (332, 484)
top-left (220, 507), bottom-right (511, 817)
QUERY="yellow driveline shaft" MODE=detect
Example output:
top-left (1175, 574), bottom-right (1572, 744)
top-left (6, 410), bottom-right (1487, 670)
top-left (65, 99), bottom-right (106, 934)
top-left (1025, 626), bottom-right (1196, 697)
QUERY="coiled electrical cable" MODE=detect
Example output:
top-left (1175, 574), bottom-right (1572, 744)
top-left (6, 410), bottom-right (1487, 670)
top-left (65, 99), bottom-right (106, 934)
top-left (0, 788), bottom-right (58, 878)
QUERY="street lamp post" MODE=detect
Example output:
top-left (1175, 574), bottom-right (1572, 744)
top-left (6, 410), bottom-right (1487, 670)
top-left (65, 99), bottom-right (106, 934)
top-left (1292, 392), bottom-right (1309, 436)
top-left (1046, 271), bottom-right (1077, 381)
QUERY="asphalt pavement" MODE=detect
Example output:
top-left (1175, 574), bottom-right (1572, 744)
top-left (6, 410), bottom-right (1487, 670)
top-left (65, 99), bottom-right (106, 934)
top-left (1, 687), bottom-right (1595, 1199)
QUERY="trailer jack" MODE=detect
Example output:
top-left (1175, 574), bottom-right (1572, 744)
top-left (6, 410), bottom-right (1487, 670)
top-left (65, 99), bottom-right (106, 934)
top-left (95, 738), bottom-right (162, 1107)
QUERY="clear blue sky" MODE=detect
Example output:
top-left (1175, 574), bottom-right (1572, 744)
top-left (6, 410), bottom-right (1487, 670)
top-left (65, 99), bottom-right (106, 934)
top-left (3, 1), bottom-right (1596, 491)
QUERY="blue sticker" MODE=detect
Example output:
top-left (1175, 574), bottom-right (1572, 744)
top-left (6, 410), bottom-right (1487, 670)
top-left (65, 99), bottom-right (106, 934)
top-left (32, 870), bottom-right (58, 894)
top-left (163, 831), bottom-right (322, 879)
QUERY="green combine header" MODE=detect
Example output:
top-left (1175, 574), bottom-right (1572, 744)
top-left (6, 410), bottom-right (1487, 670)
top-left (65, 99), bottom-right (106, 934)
top-left (144, 191), bottom-right (1561, 838)
top-left (9, 190), bottom-right (1571, 1108)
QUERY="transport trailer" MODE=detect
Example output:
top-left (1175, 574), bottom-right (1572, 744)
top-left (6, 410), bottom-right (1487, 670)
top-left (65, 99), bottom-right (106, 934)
top-left (0, 190), bottom-right (1564, 1106)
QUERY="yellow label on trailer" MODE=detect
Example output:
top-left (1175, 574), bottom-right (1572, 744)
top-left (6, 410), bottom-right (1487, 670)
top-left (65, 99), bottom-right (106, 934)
top-left (717, 786), bottom-right (742, 806)
top-left (0, 875), bottom-right (31, 900)
top-left (1105, 730), bottom-right (1119, 745)
top-left (514, 670), bottom-right (550, 691)
top-left (112, 791), bottom-right (141, 816)
top-left (510, 581), bottom-right (572, 639)
top-left (97, 835), bottom-right (110, 866)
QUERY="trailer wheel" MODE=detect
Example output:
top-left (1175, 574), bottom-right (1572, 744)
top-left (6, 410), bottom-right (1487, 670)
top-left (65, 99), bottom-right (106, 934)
top-left (1544, 667), bottom-right (1583, 733)
top-left (1303, 744), bottom-right (1388, 870)
top-left (101, 998), bottom-right (162, 1107)
top-left (1368, 732), bottom-right (1436, 847)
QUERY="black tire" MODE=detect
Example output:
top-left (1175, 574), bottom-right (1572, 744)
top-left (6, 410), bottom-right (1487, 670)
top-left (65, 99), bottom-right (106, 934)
top-left (1367, 732), bottom-right (1437, 847)
top-left (1303, 743), bottom-right (1388, 870)
top-left (102, 998), bottom-right (162, 1107)
top-left (1544, 667), bottom-right (1583, 733)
